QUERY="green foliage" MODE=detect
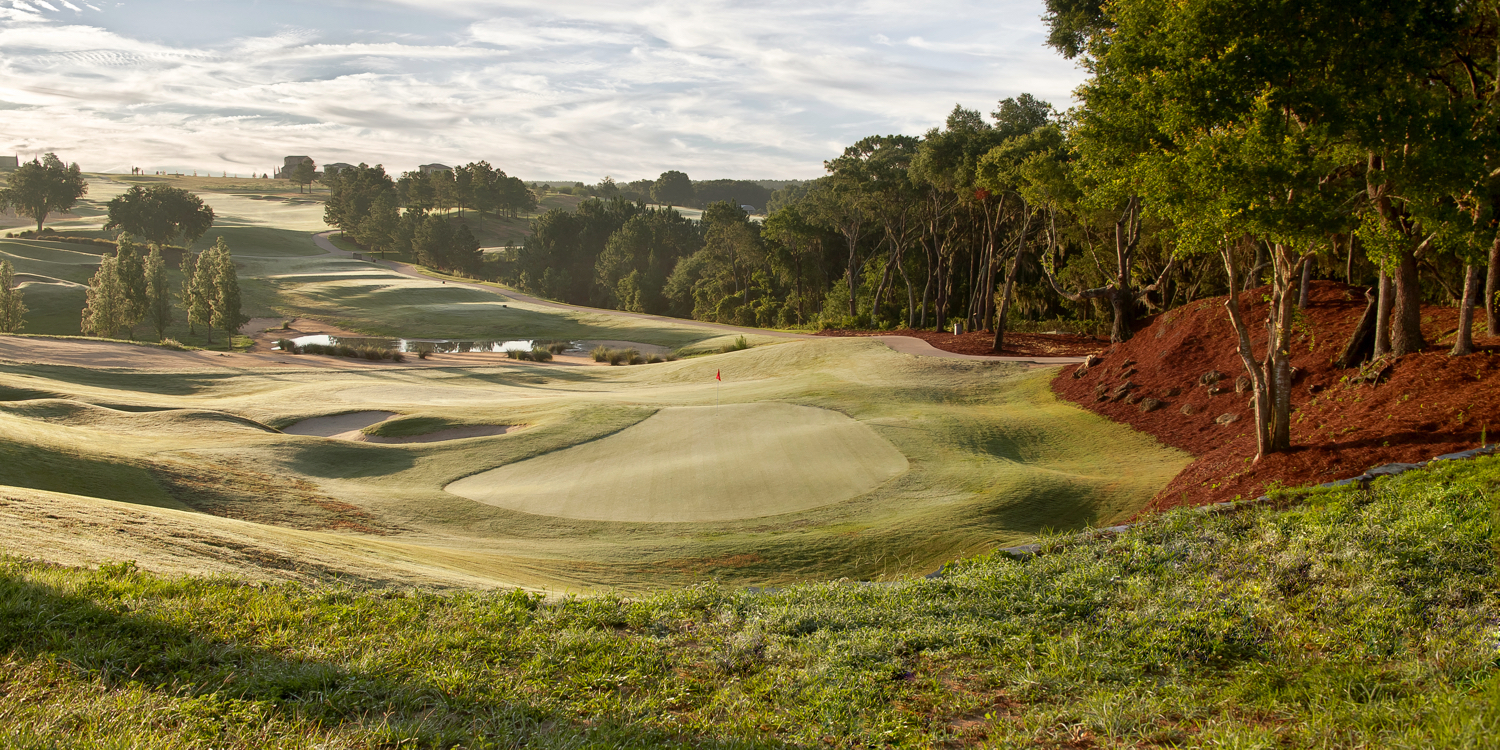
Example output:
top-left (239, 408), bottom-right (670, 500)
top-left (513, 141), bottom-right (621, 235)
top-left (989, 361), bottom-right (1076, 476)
top-left (143, 246), bottom-right (172, 341)
top-left (104, 185), bottom-right (216, 248)
top-left (651, 169), bottom-right (693, 206)
top-left (0, 153), bottom-right (87, 232)
top-left (79, 253), bottom-right (129, 339)
top-left (0, 259), bottom-right (25, 334)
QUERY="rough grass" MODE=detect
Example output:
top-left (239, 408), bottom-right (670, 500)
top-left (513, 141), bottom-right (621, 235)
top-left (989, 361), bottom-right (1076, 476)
top-left (1, 456), bottom-right (1495, 748)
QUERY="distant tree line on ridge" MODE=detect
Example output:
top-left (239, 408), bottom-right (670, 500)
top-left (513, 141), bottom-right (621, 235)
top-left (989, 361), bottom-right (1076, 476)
top-left (322, 162), bottom-right (534, 274)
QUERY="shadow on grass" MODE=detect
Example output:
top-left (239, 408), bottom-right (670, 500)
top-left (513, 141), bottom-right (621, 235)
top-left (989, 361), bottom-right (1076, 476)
top-left (0, 562), bottom-right (808, 748)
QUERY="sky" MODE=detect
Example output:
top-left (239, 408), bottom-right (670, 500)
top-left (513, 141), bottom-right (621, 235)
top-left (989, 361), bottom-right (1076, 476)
top-left (0, 0), bottom-right (1087, 181)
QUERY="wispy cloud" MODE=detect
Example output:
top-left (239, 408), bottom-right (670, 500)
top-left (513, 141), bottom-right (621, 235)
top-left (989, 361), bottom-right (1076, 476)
top-left (0, 0), bottom-right (1084, 179)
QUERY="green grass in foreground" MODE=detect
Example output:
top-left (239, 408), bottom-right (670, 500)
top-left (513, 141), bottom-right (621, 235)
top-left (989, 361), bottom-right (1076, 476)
top-left (2, 456), bottom-right (1496, 748)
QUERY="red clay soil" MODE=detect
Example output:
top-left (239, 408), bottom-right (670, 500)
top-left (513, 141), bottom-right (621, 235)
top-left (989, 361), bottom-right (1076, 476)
top-left (817, 328), bottom-right (1107, 357)
top-left (1051, 280), bottom-right (1500, 516)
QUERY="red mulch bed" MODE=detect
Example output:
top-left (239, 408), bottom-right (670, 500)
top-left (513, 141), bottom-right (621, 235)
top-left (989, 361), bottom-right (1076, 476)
top-left (816, 328), bottom-right (1107, 358)
top-left (1050, 280), bottom-right (1500, 516)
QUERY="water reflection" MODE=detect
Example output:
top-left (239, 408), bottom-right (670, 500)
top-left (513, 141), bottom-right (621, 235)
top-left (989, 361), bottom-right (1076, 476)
top-left (276, 335), bottom-right (564, 354)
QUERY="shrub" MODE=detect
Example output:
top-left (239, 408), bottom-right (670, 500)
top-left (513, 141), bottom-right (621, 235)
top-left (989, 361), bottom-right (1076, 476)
top-left (719, 335), bottom-right (750, 353)
top-left (336, 344), bottom-right (357, 358)
top-left (391, 351), bottom-right (405, 363)
top-left (547, 341), bottom-right (570, 354)
top-left (530, 347), bottom-right (553, 362)
top-left (606, 349), bottom-right (626, 366)
top-left (359, 346), bottom-right (386, 361)
top-left (591, 345), bottom-right (610, 362)
top-left (507, 348), bottom-right (533, 361)
top-left (159, 338), bottom-right (187, 351)
top-left (275, 338), bottom-right (300, 354)
top-left (625, 349), bottom-right (644, 365)
top-left (417, 349), bottom-right (430, 360)
top-left (646, 354), bottom-right (663, 364)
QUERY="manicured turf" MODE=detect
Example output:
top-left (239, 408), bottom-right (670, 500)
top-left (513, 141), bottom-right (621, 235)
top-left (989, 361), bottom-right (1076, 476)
top-left (447, 402), bottom-right (910, 523)
top-left (0, 338), bottom-right (1189, 590)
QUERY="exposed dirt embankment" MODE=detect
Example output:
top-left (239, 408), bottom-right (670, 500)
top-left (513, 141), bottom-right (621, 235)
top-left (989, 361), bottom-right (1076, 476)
top-left (1051, 281), bottom-right (1500, 513)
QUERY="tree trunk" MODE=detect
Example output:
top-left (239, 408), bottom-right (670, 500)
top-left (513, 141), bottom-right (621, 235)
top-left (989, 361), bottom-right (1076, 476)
top-left (1335, 288), bottom-right (1378, 369)
top-left (1452, 264), bottom-right (1480, 357)
top-left (1487, 233), bottom-right (1500, 338)
top-left (1390, 245), bottom-right (1425, 355)
top-left (1345, 234), bottom-right (1356, 285)
top-left (1298, 260), bottom-right (1311, 308)
top-left (1264, 245), bottom-right (1307, 453)
top-left (1220, 243), bottom-right (1272, 459)
top-left (1108, 286), bottom-right (1132, 343)
top-left (1374, 271), bottom-right (1393, 357)
top-left (993, 234), bottom-right (1026, 352)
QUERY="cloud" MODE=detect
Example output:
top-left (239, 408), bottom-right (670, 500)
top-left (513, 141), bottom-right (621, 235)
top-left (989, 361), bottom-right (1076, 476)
top-left (0, 0), bottom-right (1085, 179)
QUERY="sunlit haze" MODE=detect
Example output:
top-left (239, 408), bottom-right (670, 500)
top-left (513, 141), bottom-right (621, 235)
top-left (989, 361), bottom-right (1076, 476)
top-left (0, 0), bottom-right (1085, 180)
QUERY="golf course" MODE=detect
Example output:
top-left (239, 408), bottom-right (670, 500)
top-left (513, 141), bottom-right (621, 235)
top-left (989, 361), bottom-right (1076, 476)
top-left (0, 174), bottom-right (1190, 593)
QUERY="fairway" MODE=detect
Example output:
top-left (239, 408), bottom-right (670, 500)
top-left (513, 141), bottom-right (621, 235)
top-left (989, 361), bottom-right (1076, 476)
top-left (447, 402), bottom-right (909, 523)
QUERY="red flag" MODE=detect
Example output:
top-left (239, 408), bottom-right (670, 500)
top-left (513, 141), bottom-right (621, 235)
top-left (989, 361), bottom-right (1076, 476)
top-left (716, 370), bottom-right (721, 381)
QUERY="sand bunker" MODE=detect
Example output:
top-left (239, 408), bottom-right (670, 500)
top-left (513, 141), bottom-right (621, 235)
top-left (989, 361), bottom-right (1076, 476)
top-left (284, 411), bottom-right (514, 443)
top-left (283, 411), bottom-right (397, 439)
top-left (444, 402), bottom-right (909, 523)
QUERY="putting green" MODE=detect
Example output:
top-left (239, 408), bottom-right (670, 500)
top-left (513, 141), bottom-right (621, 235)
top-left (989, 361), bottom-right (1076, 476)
top-left (445, 402), bottom-right (910, 523)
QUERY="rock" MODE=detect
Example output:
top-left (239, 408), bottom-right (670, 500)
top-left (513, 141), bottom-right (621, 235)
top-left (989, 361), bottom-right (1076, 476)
top-left (1122, 358), bottom-right (1136, 367)
top-left (1199, 370), bottom-right (1224, 386)
top-left (1072, 363), bottom-right (1090, 379)
top-left (1123, 393), bottom-right (1142, 405)
top-left (1139, 398), bottom-right (1163, 413)
top-left (1120, 367), bottom-right (1137, 379)
top-left (1215, 413), bottom-right (1240, 425)
top-left (1180, 403), bottom-right (1199, 416)
top-left (1096, 393), bottom-right (1111, 402)
top-left (1307, 383), bottom-right (1324, 395)
top-left (1207, 385), bottom-right (1224, 396)
top-left (1094, 383), bottom-right (1110, 397)
top-left (1162, 386), bottom-right (1182, 397)
top-left (1234, 375), bottom-right (1252, 394)
top-left (1084, 354), bottom-right (1103, 368)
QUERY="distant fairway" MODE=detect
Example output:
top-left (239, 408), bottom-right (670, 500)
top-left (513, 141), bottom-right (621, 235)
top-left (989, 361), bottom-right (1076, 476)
top-left (447, 403), bottom-right (909, 522)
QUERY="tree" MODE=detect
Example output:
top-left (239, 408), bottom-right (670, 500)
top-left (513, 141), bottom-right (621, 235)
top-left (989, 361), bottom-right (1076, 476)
top-left (144, 245), bottom-right (172, 341)
top-left (113, 237), bottom-right (148, 339)
top-left (81, 253), bottom-right (130, 338)
top-left (454, 224), bottom-right (482, 274)
top-left (413, 214), bottom-right (456, 270)
top-left (105, 185), bottom-right (215, 248)
top-left (180, 250), bottom-right (201, 335)
top-left (0, 259), bottom-right (25, 333)
top-left (188, 247), bottom-right (219, 342)
top-left (2, 153), bottom-right (88, 232)
top-left (597, 208), bottom-right (703, 314)
top-left (209, 238), bottom-right (247, 345)
top-left (651, 171), bottom-right (694, 207)
top-left (291, 159), bottom-right (317, 194)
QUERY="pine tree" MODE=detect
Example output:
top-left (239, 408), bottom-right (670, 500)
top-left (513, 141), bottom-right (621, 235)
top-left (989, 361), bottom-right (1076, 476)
top-left (0, 259), bottom-right (26, 334)
top-left (208, 238), bottom-right (246, 347)
top-left (144, 246), bottom-right (172, 341)
top-left (114, 237), bottom-right (148, 340)
top-left (189, 247), bottom-right (218, 343)
top-left (180, 250), bottom-right (199, 334)
top-left (81, 254), bottom-right (129, 338)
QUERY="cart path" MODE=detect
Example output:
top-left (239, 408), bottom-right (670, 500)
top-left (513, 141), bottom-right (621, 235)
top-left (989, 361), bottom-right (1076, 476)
top-left (312, 232), bottom-right (1087, 366)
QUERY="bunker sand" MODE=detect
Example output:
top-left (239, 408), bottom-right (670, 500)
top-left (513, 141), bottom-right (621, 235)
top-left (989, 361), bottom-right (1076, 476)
top-left (446, 403), bottom-right (909, 523)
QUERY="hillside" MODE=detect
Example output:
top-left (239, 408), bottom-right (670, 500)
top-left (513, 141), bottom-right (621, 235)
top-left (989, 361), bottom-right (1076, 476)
top-left (3, 455), bottom-right (1495, 747)
top-left (1053, 281), bottom-right (1500, 511)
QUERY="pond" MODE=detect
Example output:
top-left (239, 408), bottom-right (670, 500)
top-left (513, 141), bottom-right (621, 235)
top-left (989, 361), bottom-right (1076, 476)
top-left (275, 335), bottom-right (572, 354)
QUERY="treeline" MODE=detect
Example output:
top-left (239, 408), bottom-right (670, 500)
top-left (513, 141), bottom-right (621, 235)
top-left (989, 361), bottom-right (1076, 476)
top-left (79, 236), bottom-right (246, 345)
top-left (322, 162), bottom-right (531, 273)
top-left (540, 174), bottom-right (786, 211)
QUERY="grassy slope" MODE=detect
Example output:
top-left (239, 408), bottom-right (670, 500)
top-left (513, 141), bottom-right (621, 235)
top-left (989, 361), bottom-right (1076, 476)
top-left (0, 339), bottom-right (1188, 590)
top-left (1, 456), bottom-right (1494, 748)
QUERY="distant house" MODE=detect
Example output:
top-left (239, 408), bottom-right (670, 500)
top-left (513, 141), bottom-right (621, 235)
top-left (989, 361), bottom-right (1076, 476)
top-left (323, 162), bottom-right (355, 176)
top-left (0, 156), bottom-right (17, 170)
top-left (275, 156), bottom-right (313, 179)
top-left (419, 163), bottom-right (452, 175)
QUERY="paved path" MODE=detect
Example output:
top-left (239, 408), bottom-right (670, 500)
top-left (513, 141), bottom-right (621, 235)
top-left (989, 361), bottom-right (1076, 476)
top-left (312, 232), bottom-right (1086, 365)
